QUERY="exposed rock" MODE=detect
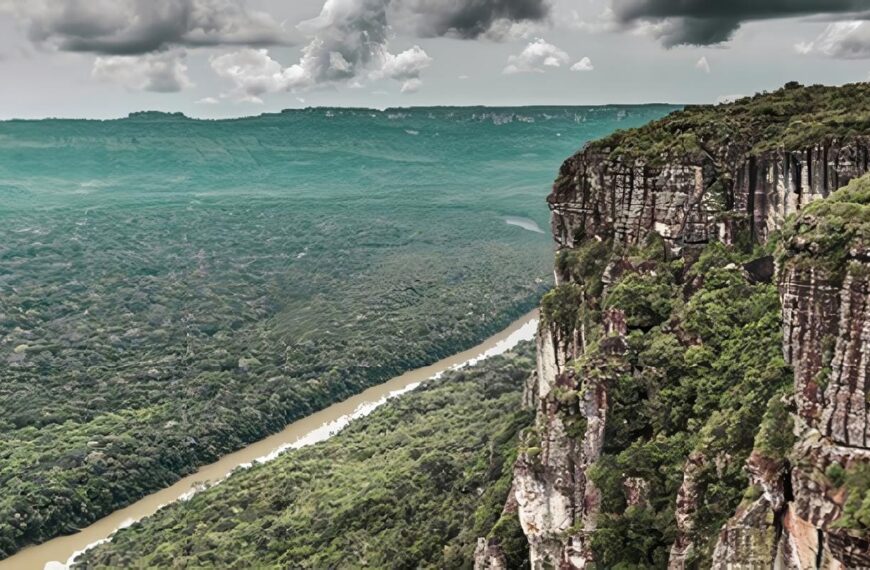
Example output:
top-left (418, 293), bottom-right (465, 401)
top-left (711, 497), bottom-right (779, 570)
top-left (623, 477), bottom-right (650, 509)
top-left (743, 255), bottom-right (775, 284)
top-left (669, 452), bottom-right (706, 569)
top-left (510, 86), bottom-right (870, 568)
top-left (549, 139), bottom-right (870, 255)
top-left (544, 142), bottom-right (870, 566)
top-left (709, 448), bottom-right (790, 568)
top-left (474, 538), bottom-right (509, 570)
top-left (820, 268), bottom-right (870, 448)
top-left (513, 311), bottom-right (628, 568)
top-left (779, 265), bottom-right (840, 423)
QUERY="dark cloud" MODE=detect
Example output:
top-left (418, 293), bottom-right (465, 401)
top-left (8, 0), bottom-right (551, 58)
top-left (611, 0), bottom-right (870, 46)
top-left (393, 0), bottom-right (551, 39)
top-left (11, 0), bottom-right (290, 55)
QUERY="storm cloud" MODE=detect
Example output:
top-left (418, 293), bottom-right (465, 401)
top-left (391, 0), bottom-right (551, 39)
top-left (6, 0), bottom-right (290, 55)
top-left (5, 0), bottom-right (550, 57)
top-left (610, 0), bottom-right (870, 46)
top-left (4, 0), bottom-right (551, 95)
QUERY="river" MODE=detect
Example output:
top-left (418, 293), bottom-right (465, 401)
top-left (1, 311), bottom-right (539, 570)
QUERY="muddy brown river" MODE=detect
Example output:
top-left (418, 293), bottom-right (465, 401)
top-left (2, 311), bottom-right (539, 570)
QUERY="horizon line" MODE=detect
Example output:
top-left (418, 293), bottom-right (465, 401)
top-left (0, 102), bottom-right (688, 123)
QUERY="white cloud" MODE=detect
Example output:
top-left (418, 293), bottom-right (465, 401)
top-left (209, 48), bottom-right (304, 102)
top-left (796, 21), bottom-right (870, 59)
top-left (483, 18), bottom-right (544, 41)
top-left (570, 57), bottom-right (594, 71)
top-left (5, 0), bottom-right (552, 96)
top-left (92, 50), bottom-right (193, 92)
top-left (566, 7), bottom-right (618, 33)
top-left (210, 42), bottom-right (432, 102)
top-left (400, 78), bottom-right (422, 93)
top-left (196, 96), bottom-right (220, 104)
top-left (794, 41), bottom-right (814, 55)
top-left (503, 38), bottom-right (569, 74)
top-left (206, 0), bottom-right (435, 98)
top-left (695, 56), bottom-right (711, 73)
top-left (377, 46), bottom-right (433, 81)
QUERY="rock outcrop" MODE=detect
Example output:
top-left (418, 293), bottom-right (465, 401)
top-left (513, 309), bottom-right (628, 568)
top-left (498, 83), bottom-right (870, 568)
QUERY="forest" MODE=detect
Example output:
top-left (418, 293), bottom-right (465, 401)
top-left (597, 81), bottom-right (870, 164)
top-left (74, 345), bottom-right (535, 569)
top-left (539, 233), bottom-right (792, 567)
top-left (0, 105), bottom-right (673, 558)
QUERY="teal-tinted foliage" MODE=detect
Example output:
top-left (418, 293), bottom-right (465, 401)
top-left (0, 106), bottom-right (680, 557)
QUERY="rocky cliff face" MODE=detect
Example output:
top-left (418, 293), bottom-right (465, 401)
top-left (493, 83), bottom-right (870, 569)
top-left (549, 138), bottom-right (870, 255)
top-left (512, 310), bottom-right (628, 568)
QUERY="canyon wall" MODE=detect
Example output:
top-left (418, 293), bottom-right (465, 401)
top-left (485, 85), bottom-right (870, 569)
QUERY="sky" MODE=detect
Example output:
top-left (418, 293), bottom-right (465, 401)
top-left (1, 0), bottom-right (870, 119)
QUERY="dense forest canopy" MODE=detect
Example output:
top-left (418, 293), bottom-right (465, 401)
top-left (74, 346), bottom-right (535, 569)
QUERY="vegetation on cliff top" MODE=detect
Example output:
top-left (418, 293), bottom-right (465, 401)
top-left (74, 346), bottom-right (534, 569)
top-left (781, 173), bottom-right (870, 277)
top-left (596, 82), bottom-right (870, 164)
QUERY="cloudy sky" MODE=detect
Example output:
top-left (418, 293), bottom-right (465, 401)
top-left (1, 0), bottom-right (870, 119)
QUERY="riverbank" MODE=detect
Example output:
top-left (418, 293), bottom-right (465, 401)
top-left (2, 310), bottom-right (538, 570)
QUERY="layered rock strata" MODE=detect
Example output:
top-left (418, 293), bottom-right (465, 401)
top-left (502, 85), bottom-right (870, 568)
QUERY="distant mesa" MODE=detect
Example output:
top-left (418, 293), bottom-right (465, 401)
top-left (126, 111), bottom-right (190, 120)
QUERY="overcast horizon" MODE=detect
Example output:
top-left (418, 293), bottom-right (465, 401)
top-left (2, 0), bottom-right (870, 120)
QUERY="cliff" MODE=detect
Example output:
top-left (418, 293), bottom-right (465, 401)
top-left (480, 82), bottom-right (870, 568)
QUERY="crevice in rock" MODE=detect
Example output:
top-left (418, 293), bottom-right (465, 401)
top-left (815, 528), bottom-right (824, 569)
